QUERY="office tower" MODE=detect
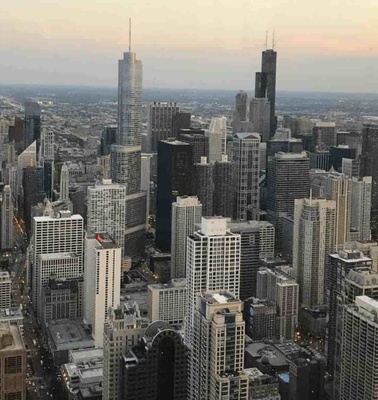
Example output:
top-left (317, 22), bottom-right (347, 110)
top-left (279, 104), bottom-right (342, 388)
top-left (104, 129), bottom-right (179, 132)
top-left (8, 116), bottom-right (24, 153)
top-left (59, 163), bottom-right (69, 201)
top-left (325, 172), bottom-right (351, 247)
top-left (147, 102), bottom-right (179, 152)
top-left (326, 250), bottom-right (372, 379)
top-left (209, 116), bottom-right (227, 158)
top-left (191, 291), bottom-right (248, 400)
top-left (156, 140), bottom-right (193, 252)
top-left (40, 130), bottom-right (54, 161)
top-left (32, 211), bottom-right (84, 310)
top-left (117, 51), bottom-right (142, 146)
top-left (228, 221), bottom-right (260, 299)
top-left (258, 221), bottom-right (275, 259)
top-left (312, 122), bottom-right (336, 150)
top-left (42, 160), bottom-right (54, 200)
top-left (185, 217), bottom-right (240, 349)
top-left (172, 112), bottom-right (191, 139)
top-left (361, 124), bottom-right (378, 238)
top-left (6, 141), bottom-right (16, 167)
top-left (4, 166), bottom-right (17, 199)
top-left (16, 140), bottom-right (36, 198)
top-left (100, 126), bottom-right (117, 156)
top-left (41, 276), bottom-right (83, 325)
top-left (148, 279), bottom-right (186, 324)
top-left (0, 271), bottom-right (11, 309)
top-left (267, 152), bottom-right (309, 251)
top-left (86, 179), bottom-right (126, 250)
top-left (0, 185), bottom-right (13, 251)
top-left (339, 296), bottom-right (378, 400)
top-left (249, 97), bottom-right (271, 142)
top-left (309, 150), bottom-right (331, 170)
top-left (0, 322), bottom-right (26, 400)
top-left (110, 144), bottom-right (141, 189)
top-left (84, 233), bottom-right (121, 347)
top-left (244, 298), bottom-right (276, 340)
top-left (235, 90), bottom-right (248, 121)
top-left (337, 130), bottom-right (363, 157)
top-left (233, 132), bottom-right (260, 221)
top-left (293, 198), bottom-right (336, 307)
top-left (123, 321), bottom-right (188, 400)
top-left (192, 157), bottom-right (214, 216)
top-left (213, 155), bottom-right (235, 218)
top-left (24, 101), bottom-right (41, 148)
top-left (171, 196), bottom-right (202, 279)
top-left (342, 158), bottom-right (360, 178)
top-left (351, 176), bottom-right (372, 241)
top-left (103, 304), bottom-right (149, 400)
top-left (266, 138), bottom-right (304, 161)
top-left (329, 145), bottom-right (356, 172)
top-left (180, 129), bottom-right (209, 163)
top-left (283, 115), bottom-right (312, 137)
top-left (255, 49), bottom-right (277, 134)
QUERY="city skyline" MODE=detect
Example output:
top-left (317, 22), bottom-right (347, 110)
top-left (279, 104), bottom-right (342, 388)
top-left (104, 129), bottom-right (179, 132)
top-left (1, 0), bottom-right (378, 92)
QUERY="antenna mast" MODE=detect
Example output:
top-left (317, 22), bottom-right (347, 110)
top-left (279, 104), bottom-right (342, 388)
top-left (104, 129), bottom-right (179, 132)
top-left (129, 18), bottom-right (131, 52)
top-left (272, 29), bottom-right (275, 50)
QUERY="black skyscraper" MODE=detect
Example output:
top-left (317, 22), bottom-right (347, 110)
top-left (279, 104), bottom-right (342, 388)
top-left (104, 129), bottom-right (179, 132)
top-left (100, 126), bottom-right (117, 156)
top-left (360, 124), bottom-right (378, 238)
top-left (193, 158), bottom-right (213, 216)
top-left (213, 158), bottom-right (235, 218)
top-left (172, 112), bottom-right (191, 139)
top-left (255, 49), bottom-right (277, 135)
top-left (156, 139), bottom-right (193, 252)
top-left (24, 101), bottom-right (41, 149)
top-left (180, 129), bottom-right (209, 164)
top-left (123, 321), bottom-right (187, 400)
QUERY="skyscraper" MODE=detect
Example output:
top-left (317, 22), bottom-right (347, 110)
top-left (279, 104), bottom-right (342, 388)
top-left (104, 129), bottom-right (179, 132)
top-left (235, 90), bottom-right (248, 122)
top-left (32, 211), bottom-right (84, 310)
top-left (86, 179), bottom-right (126, 251)
top-left (103, 304), bottom-right (149, 400)
top-left (293, 198), bottom-right (336, 307)
top-left (171, 112), bottom-right (191, 139)
top-left (267, 152), bottom-right (309, 251)
top-left (0, 185), bottom-right (13, 251)
top-left (40, 130), bottom-right (54, 161)
top-left (249, 97), bottom-right (271, 142)
top-left (171, 196), bottom-right (202, 279)
top-left (213, 155), bottom-right (235, 218)
top-left (180, 129), bottom-right (209, 164)
top-left (185, 217), bottom-right (241, 349)
top-left (59, 163), bottom-right (69, 201)
top-left (147, 102), bottom-right (180, 152)
top-left (192, 157), bottom-right (214, 216)
top-left (156, 140), bottom-right (193, 252)
top-left (339, 296), bottom-right (378, 400)
top-left (191, 291), bottom-right (248, 400)
top-left (312, 122), bottom-right (337, 150)
top-left (233, 132), bottom-right (260, 221)
top-left (360, 123), bottom-right (378, 238)
top-left (117, 51), bottom-right (142, 146)
top-left (209, 116), bottom-right (227, 158)
top-left (351, 176), bottom-right (372, 241)
top-left (84, 233), bottom-right (121, 347)
top-left (255, 49), bottom-right (277, 135)
top-left (24, 101), bottom-right (41, 149)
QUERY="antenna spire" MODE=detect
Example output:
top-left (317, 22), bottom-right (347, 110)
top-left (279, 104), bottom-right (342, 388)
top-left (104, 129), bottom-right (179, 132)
top-left (129, 18), bottom-right (131, 52)
top-left (272, 29), bottom-right (275, 50)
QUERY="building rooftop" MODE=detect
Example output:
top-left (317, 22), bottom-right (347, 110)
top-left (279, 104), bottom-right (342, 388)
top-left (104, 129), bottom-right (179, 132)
top-left (93, 233), bottom-right (119, 249)
top-left (234, 132), bottom-right (261, 140)
top-left (330, 249), bottom-right (371, 263)
top-left (39, 252), bottom-right (79, 261)
top-left (274, 152), bottom-right (308, 160)
top-left (0, 322), bottom-right (24, 351)
top-left (34, 211), bottom-right (83, 221)
top-left (148, 278), bottom-right (186, 291)
top-left (201, 291), bottom-right (238, 305)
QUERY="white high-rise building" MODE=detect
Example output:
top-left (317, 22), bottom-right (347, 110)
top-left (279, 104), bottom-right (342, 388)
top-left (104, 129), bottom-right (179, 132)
top-left (147, 102), bottom-right (179, 152)
top-left (249, 98), bottom-right (271, 142)
top-left (32, 211), bottom-right (84, 309)
top-left (1, 185), bottom-right (13, 251)
top-left (117, 51), bottom-right (142, 146)
top-left (325, 172), bottom-right (351, 248)
top-left (59, 163), bottom-right (69, 201)
top-left (171, 196), bottom-right (202, 279)
top-left (0, 271), bottom-right (11, 309)
top-left (148, 278), bottom-right (186, 324)
top-left (208, 116), bottom-right (227, 162)
top-left (293, 198), bottom-right (336, 307)
top-left (186, 217), bottom-right (241, 344)
top-left (84, 233), bottom-right (121, 348)
top-left (340, 296), bottom-right (378, 400)
top-left (233, 132), bottom-right (261, 221)
top-left (86, 179), bottom-right (127, 251)
top-left (351, 176), bottom-right (372, 241)
top-left (192, 291), bottom-right (248, 400)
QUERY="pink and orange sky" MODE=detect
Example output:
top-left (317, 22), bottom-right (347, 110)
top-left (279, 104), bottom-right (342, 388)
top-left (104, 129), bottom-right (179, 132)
top-left (1, 0), bottom-right (378, 91)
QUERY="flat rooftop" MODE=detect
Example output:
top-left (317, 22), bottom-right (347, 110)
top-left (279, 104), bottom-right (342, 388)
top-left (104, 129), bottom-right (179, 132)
top-left (0, 322), bottom-right (24, 351)
top-left (202, 291), bottom-right (238, 305)
top-left (40, 252), bottom-right (79, 261)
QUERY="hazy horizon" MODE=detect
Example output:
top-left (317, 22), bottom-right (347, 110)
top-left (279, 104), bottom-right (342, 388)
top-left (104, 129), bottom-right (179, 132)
top-left (1, 0), bottom-right (378, 93)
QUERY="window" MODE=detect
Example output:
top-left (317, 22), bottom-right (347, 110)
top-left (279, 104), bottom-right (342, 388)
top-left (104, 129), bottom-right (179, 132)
top-left (5, 356), bottom-right (22, 374)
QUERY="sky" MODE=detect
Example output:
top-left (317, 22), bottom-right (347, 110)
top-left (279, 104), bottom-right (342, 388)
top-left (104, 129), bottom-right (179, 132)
top-left (1, 0), bottom-right (378, 92)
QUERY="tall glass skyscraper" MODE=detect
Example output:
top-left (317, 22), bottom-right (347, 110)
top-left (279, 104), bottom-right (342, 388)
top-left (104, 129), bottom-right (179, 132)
top-left (117, 52), bottom-right (143, 146)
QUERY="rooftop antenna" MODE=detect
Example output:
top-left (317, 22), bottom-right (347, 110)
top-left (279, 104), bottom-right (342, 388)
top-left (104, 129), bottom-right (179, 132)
top-left (272, 29), bottom-right (275, 50)
top-left (129, 18), bottom-right (131, 53)
top-left (265, 31), bottom-right (268, 49)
